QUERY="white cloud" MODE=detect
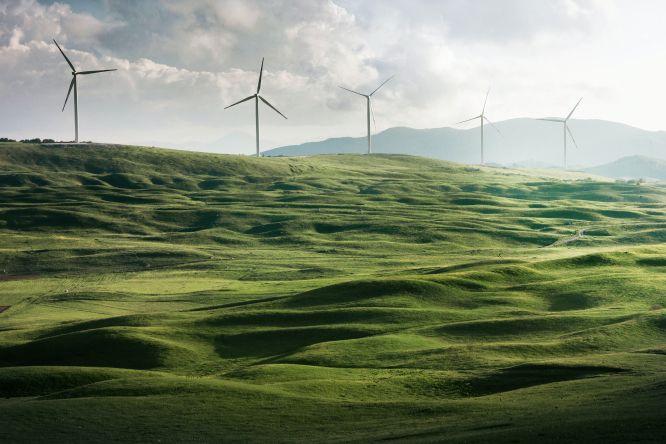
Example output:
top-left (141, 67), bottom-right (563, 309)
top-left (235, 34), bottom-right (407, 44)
top-left (0, 0), bottom-right (120, 47)
top-left (2, 0), bottom-right (666, 154)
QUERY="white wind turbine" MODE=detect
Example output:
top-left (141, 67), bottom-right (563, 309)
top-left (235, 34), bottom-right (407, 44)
top-left (54, 39), bottom-right (117, 143)
top-left (538, 98), bottom-right (582, 169)
top-left (339, 76), bottom-right (394, 154)
top-left (456, 89), bottom-right (501, 165)
top-left (225, 58), bottom-right (287, 157)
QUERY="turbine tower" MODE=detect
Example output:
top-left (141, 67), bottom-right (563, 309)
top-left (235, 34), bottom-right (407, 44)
top-left (225, 58), bottom-right (287, 157)
top-left (339, 76), bottom-right (394, 154)
top-left (538, 98), bottom-right (582, 169)
top-left (456, 89), bottom-right (501, 165)
top-left (54, 39), bottom-right (117, 143)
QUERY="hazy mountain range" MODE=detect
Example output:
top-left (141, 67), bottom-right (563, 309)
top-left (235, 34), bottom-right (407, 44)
top-left (264, 118), bottom-right (666, 169)
top-left (583, 155), bottom-right (666, 180)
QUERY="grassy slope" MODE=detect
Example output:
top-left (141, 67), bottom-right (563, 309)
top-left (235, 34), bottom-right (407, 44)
top-left (0, 142), bottom-right (665, 443)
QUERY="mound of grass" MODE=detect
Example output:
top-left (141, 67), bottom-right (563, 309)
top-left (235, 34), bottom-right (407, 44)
top-left (0, 328), bottom-right (197, 370)
top-left (0, 173), bottom-right (51, 187)
top-left (0, 208), bottom-right (127, 232)
top-left (98, 173), bottom-right (153, 189)
top-left (215, 325), bottom-right (381, 358)
top-left (0, 366), bottom-right (149, 397)
top-left (531, 208), bottom-right (601, 221)
top-left (283, 279), bottom-right (465, 309)
top-left (463, 363), bottom-right (626, 396)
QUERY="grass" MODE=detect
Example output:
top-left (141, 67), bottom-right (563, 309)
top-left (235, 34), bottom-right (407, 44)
top-left (0, 142), bottom-right (665, 442)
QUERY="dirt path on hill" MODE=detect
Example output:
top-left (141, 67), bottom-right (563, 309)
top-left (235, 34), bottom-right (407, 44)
top-left (546, 229), bottom-right (587, 248)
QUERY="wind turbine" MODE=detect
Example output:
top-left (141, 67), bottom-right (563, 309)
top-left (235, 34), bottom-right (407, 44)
top-left (456, 89), bottom-right (501, 165)
top-left (339, 76), bottom-right (394, 154)
top-left (53, 39), bottom-right (117, 143)
top-left (225, 58), bottom-right (287, 157)
top-left (538, 98), bottom-right (582, 169)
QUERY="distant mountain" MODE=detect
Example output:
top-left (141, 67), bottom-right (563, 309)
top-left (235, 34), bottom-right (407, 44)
top-left (584, 155), bottom-right (666, 180)
top-left (264, 118), bottom-right (666, 167)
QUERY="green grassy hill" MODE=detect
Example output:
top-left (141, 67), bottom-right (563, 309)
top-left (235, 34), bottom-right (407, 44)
top-left (1, 142), bottom-right (665, 442)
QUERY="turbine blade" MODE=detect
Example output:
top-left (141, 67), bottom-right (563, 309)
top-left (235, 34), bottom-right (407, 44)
top-left (456, 115), bottom-right (482, 125)
top-left (224, 95), bottom-right (256, 109)
top-left (482, 87), bottom-right (490, 114)
top-left (537, 118), bottom-right (565, 122)
top-left (78, 69), bottom-right (117, 75)
top-left (257, 57), bottom-right (264, 94)
top-left (259, 96), bottom-right (287, 119)
top-left (566, 125), bottom-right (579, 149)
top-left (62, 77), bottom-right (75, 111)
top-left (53, 39), bottom-right (75, 71)
top-left (339, 86), bottom-right (367, 97)
top-left (566, 97), bottom-right (583, 120)
top-left (484, 116), bottom-right (502, 135)
top-left (369, 75), bottom-right (394, 96)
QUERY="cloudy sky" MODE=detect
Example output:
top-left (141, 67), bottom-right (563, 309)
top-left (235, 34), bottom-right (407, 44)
top-left (2, 0), bottom-right (666, 153)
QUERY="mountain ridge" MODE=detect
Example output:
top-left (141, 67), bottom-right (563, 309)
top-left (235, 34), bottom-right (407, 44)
top-left (264, 118), bottom-right (666, 168)
top-left (584, 155), bottom-right (666, 180)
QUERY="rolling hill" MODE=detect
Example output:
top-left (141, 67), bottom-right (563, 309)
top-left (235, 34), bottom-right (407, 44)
top-left (264, 118), bottom-right (666, 168)
top-left (585, 155), bottom-right (666, 180)
top-left (0, 142), bottom-right (665, 442)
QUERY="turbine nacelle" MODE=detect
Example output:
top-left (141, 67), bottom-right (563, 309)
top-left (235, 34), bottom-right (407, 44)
top-left (53, 39), bottom-right (116, 143)
top-left (339, 76), bottom-right (394, 155)
top-left (224, 57), bottom-right (287, 157)
top-left (538, 97), bottom-right (583, 123)
top-left (455, 88), bottom-right (500, 165)
top-left (54, 40), bottom-right (117, 110)
top-left (536, 97), bottom-right (583, 168)
top-left (339, 75), bottom-right (394, 98)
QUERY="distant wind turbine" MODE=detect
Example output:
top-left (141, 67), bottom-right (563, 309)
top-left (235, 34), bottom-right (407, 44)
top-left (225, 58), bottom-right (287, 157)
top-left (339, 76), bottom-right (394, 154)
top-left (53, 39), bottom-right (117, 143)
top-left (456, 89), bottom-right (501, 165)
top-left (538, 98), bottom-right (582, 169)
